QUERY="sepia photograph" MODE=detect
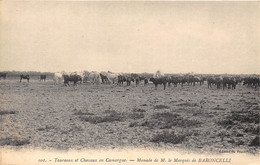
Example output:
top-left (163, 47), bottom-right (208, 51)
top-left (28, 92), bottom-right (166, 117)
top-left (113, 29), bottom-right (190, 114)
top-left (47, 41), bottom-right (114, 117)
top-left (0, 1), bottom-right (259, 165)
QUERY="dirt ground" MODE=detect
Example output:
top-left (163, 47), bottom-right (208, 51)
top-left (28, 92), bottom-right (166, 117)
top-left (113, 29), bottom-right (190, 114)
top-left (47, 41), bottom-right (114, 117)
top-left (0, 79), bottom-right (259, 154)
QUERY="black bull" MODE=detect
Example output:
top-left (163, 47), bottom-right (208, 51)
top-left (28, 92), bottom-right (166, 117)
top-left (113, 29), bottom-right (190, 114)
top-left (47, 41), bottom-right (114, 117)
top-left (243, 77), bottom-right (259, 88)
top-left (20, 74), bottom-right (30, 82)
top-left (63, 74), bottom-right (82, 86)
top-left (150, 77), bottom-right (167, 90)
top-left (222, 77), bottom-right (237, 89)
top-left (207, 77), bottom-right (238, 90)
top-left (40, 75), bottom-right (46, 81)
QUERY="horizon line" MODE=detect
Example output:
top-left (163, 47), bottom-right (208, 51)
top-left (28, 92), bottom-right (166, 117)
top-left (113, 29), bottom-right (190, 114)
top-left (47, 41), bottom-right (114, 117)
top-left (0, 70), bottom-right (259, 75)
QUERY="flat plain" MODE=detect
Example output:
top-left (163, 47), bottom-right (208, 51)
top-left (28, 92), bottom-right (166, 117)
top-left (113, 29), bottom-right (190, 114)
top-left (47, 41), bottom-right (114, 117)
top-left (0, 79), bottom-right (259, 154)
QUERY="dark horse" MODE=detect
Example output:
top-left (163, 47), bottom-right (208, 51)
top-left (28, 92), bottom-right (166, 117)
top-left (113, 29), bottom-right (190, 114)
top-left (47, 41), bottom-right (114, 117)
top-left (118, 75), bottom-right (126, 86)
top-left (144, 78), bottom-right (149, 86)
top-left (150, 77), bottom-right (167, 90)
top-left (0, 72), bottom-right (7, 79)
top-left (126, 77), bottom-right (134, 86)
top-left (117, 75), bottom-right (134, 86)
top-left (40, 75), bottom-right (46, 81)
top-left (100, 74), bottom-right (110, 84)
top-left (20, 74), bottom-right (30, 82)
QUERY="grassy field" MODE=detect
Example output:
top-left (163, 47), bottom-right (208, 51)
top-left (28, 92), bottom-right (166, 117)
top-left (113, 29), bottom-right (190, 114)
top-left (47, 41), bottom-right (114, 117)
top-left (0, 79), bottom-right (259, 154)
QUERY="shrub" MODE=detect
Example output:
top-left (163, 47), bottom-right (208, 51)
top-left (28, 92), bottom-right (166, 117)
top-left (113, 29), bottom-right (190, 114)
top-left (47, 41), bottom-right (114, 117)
top-left (249, 136), bottom-right (260, 147)
top-left (128, 113), bottom-right (145, 120)
top-left (141, 112), bottom-right (201, 129)
top-left (74, 110), bottom-right (94, 116)
top-left (231, 111), bottom-right (259, 124)
top-left (153, 105), bottom-right (170, 109)
top-left (0, 138), bottom-right (30, 146)
top-left (133, 108), bottom-right (146, 113)
top-left (244, 126), bottom-right (260, 135)
top-left (129, 122), bottom-right (139, 127)
top-left (0, 111), bottom-right (17, 115)
top-left (80, 111), bottom-right (123, 124)
top-left (150, 131), bottom-right (186, 144)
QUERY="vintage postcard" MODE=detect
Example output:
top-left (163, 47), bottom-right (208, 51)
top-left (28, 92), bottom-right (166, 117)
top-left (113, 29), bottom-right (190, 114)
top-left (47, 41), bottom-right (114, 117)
top-left (0, 1), bottom-right (259, 165)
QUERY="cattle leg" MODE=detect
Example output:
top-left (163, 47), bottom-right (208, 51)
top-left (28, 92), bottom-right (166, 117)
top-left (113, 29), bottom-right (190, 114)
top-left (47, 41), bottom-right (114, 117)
top-left (163, 83), bottom-right (166, 90)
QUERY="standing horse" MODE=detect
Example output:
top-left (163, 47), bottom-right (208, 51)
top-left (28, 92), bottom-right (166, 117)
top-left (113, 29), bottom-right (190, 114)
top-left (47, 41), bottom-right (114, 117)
top-left (118, 75), bottom-right (126, 86)
top-left (150, 77), bottom-right (167, 90)
top-left (144, 78), bottom-right (149, 86)
top-left (0, 72), bottom-right (7, 79)
top-left (40, 75), bottom-right (46, 81)
top-left (100, 73), bottom-right (110, 84)
top-left (126, 77), bottom-right (134, 86)
top-left (20, 75), bottom-right (30, 82)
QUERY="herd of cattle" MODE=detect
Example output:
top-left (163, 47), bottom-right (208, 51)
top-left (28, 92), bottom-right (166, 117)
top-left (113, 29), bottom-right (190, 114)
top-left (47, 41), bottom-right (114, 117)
top-left (0, 71), bottom-right (259, 90)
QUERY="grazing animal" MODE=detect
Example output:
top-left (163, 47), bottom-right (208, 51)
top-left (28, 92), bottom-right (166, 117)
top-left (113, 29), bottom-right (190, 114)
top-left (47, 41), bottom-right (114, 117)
top-left (243, 77), bottom-right (259, 88)
top-left (144, 78), bottom-right (149, 86)
top-left (53, 72), bottom-right (63, 85)
top-left (106, 72), bottom-right (119, 84)
top-left (118, 75), bottom-right (126, 86)
top-left (83, 71), bottom-right (101, 84)
top-left (131, 73), bottom-right (139, 79)
top-left (167, 76), bottom-right (179, 87)
top-left (0, 72), bottom-right (7, 79)
top-left (179, 76), bottom-right (188, 87)
top-left (131, 73), bottom-right (140, 86)
top-left (223, 77), bottom-right (237, 90)
top-left (150, 77), bottom-right (167, 90)
top-left (117, 75), bottom-right (133, 86)
top-left (100, 73), bottom-right (110, 84)
top-left (40, 75), bottom-right (46, 81)
top-left (207, 76), bottom-right (222, 89)
top-left (207, 77), bottom-right (214, 88)
top-left (135, 78), bottom-right (140, 87)
top-left (20, 74), bottom-right (30, 82)
top-left (63, 74), bottom-right (82, 86)
top-left (199, 76), bottom-right (206, 85)
top-left (190, 76), bottom-right (203, 86)
top-left (126, 77), bottom-right (134, 86)
top-left (81, 71), bottom-right (90, 83)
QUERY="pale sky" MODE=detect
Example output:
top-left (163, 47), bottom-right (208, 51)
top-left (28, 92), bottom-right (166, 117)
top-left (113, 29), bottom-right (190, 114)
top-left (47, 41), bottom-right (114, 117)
top-left (0, 1), bottom-right (259, 74)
